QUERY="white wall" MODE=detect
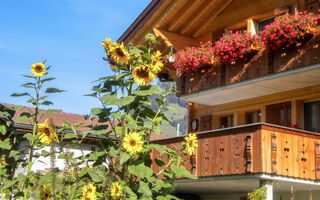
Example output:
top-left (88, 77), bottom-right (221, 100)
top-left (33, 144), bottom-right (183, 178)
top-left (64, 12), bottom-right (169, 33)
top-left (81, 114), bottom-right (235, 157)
top-left (16, 141), bottom-right (97, 175)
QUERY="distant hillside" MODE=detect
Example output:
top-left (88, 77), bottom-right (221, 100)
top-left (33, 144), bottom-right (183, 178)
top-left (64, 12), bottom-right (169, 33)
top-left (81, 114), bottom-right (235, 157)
top-left (149, 82), bottom-right (188, 137)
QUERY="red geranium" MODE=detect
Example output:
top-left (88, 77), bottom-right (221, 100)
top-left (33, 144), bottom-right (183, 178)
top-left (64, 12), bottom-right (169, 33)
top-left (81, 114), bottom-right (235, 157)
top-left (172, 41), bottom-right (215, 73)
top-left (261, 11), bottom-right (319, 50)
top-left (213, 31), bottom-right (262, 64)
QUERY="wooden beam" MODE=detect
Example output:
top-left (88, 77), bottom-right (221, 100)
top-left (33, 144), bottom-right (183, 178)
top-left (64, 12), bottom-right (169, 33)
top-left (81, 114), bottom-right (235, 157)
top-left (167, 0), bottom-right (203, 32)
top-left (157, 0), bottom-right (188, 29)
top-left (180, 0), bottom-right (218, 35)
top-left (192, 0), bottom-right (233, 38)
top-left (153, 27), bottom-right (199, 50)
top-left (195, 0), bottom-right (294, 37)
top-left (132, 0), bottom-right (179, 45)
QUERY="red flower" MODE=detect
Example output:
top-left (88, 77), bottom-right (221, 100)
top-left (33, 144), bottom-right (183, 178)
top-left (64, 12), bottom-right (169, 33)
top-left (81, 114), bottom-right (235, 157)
top-left (172, 41), bottom-right (216, 73)
top-left (213, 31), bottom-right (262, 64)
top-left (261, 12), bottom-right (317, 50)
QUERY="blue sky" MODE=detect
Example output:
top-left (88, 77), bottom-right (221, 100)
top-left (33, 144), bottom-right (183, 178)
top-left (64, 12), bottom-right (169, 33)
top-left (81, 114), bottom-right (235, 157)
top-left (0, 0), bottom-right (150, 114)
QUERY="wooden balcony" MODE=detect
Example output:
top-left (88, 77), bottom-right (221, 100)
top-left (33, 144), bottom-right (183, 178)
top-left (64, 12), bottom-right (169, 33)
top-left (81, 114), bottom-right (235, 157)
top-left (176, 32), bottom-right (320, 97)
top-left (151, 123), bottom-right (320, 181)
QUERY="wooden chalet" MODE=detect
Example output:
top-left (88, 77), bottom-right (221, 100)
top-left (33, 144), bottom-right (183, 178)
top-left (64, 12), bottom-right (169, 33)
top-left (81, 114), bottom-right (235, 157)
top-left (119, 0), bottom-right (320, 199)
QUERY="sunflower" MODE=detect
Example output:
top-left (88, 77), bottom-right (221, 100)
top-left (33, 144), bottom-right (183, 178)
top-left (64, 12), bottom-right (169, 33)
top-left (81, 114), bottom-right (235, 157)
top-left (37, 119), bottom-right (58, 145)
top-left (101, 38), bottom-right (113, 54)
top-left (80, 183), bottom-right (97, 200)
top-left (184, 133), bottom-right (198, 156)
top-left (39, 185), bottom-right (51, 200)
top-left (31, 63), bottom-right (46, 77)
top-left (122, 132), bottom-right (144, 155)
top-left (150, 50), bottom-right (163, 74)
top-left (109, 42), bottom-right (130, 65)
top-left (132, 65), bottom-right (156, 86)
top-left (110, 182), bottom-right (122, 199)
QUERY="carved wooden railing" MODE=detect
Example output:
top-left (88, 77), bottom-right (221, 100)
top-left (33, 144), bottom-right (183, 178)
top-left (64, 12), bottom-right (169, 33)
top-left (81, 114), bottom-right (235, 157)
top-left (151, 123), bottom-right (320, 180)
top-left (176, 32), bottom-right (320, 96)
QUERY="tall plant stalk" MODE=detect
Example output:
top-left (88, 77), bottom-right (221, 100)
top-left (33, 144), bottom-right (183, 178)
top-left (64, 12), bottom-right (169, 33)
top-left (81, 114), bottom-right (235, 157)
top-left (23, 76), bottom-right (41, 200)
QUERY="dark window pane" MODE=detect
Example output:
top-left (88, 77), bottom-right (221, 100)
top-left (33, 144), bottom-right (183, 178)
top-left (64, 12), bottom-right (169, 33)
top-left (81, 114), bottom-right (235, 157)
top-left (304, 101), bottom-right (320, 132)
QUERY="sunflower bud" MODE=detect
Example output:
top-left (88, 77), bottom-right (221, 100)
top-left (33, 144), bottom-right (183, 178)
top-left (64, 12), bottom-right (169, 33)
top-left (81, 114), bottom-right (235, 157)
top-left (145, 33), bottom-right (156, 43)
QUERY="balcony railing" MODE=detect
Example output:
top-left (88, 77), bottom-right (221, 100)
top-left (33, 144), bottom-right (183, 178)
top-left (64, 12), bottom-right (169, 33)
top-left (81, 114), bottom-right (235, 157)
top-left (176, 32), bottom-right (320, 96)
top-left (151, 123), bottom-right (320, 180)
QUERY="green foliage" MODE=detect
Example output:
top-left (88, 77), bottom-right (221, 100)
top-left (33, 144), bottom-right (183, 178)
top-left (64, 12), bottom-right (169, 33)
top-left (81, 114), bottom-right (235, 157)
top-left (248, 186), bottom-right (267, 200)
top-left (0, 35), bottom-right (197, 200)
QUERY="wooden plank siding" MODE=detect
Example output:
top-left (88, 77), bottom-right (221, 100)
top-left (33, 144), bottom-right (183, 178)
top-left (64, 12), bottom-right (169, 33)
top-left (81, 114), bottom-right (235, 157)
top-left (176, 31), bottom-right (320, 97)
top-left (151, 123), bottom-right (320, 180)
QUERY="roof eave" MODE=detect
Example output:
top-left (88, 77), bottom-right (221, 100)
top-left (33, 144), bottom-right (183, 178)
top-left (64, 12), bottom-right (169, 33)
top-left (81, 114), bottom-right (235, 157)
top-left (117, 0), bottom-right (165, 45)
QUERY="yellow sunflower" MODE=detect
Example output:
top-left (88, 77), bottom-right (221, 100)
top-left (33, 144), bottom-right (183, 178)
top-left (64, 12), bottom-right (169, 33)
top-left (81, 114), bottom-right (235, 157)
top-left (80, 183), bottom-right (97, 200)
top-left (101, 38), bottom-right (113, 54)
top-left (31, 63), bottom-right (46, 77)
top-left (184, 133), bottom-right (198, 156)
top-left (110, 182), bottom-right (122, 199)
top-left (150, 50), bottom-right (163, 74)
top-left (122, 132), bottom-right (144, 155)
top-left (39, 185), bottom-right (51, 200)
top-left (132, 65), bottom-right (156, 86)
top-left (37, 119), bottom-right (58, 145)
top-left (109, 42), bottom-right (130, 65)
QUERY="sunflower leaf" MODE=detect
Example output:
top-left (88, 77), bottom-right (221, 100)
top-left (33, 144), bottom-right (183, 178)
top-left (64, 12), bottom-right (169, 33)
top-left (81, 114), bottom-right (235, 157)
top-left (23, 74), bottom-right (36, 79)
top-left (23, 133), bottom-right (38, 143)
top-left (100, 94), bottom-right (134, 106)
top-left (22, 82), bottom-right (36, 88)
top-left (11, 92), bottom-right (30, 97)
top-left (125, 186), bottom-right (138, 199)
top-left (88, 169), bottom-right (103, 183)
top-left (45, 88), bottom-right (65, 93)
top-left (138, 181), bottom-right (152, 197)
top-left (15, 114), bottom-right (30, 123)
top-left (133, 85), bottom-right (163, 96)
top-left (0, 138), bottom-right (11, 150)
top-left (40, 77), bottom-right (55, 83)
top-left (128, 163), bottom-right (154, 181)
top-left (115, 72), bottom-right (131, 80)
top-left (39, 109), bottom-right (62, 114)
top-left (119, 151), bottom-right (131, 165)
top-left (40, 101), bottom-right (53, 106)
top-left (170, 165), bottom-right (197, 179)
top-left (63, 133), bottom-right (77, 139)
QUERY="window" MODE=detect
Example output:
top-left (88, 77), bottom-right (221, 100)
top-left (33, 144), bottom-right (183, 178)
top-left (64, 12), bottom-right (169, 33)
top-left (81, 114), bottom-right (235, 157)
top-left (258, 17), bottom-right (274, 33)
top-left (245, 110), bottom-right (261, 124)
top-left (220, 115), bottom-right (233, 128)
top-left (304, 100), bottom-right (320, 132)
top-left (266, 102), bottom-right (291, 127)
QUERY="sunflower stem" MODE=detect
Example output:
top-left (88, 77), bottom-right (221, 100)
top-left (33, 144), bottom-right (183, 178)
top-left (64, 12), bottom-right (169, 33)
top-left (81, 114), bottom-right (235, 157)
top-left (23, 76), bottom-right (40, 200)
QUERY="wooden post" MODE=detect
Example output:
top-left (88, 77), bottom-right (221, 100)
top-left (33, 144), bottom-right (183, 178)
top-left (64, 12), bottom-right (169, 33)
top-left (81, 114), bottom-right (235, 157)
top-left (309, 188), bottom-right (312, 200)
top-left (291, 185), bottom-right (294, 200)
top-left (234, 111), bottom-right (245, 126)
top-left (291, 100), bottom-right (303, 129)
top-left (261, 106), bottom-right (267, 123)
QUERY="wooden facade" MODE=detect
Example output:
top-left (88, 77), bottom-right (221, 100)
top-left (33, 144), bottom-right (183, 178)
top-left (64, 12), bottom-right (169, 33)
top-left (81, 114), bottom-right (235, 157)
top-left (152, 123), bottom-right (320, 180)
top-left (119, 1), bottom-right (320, 195)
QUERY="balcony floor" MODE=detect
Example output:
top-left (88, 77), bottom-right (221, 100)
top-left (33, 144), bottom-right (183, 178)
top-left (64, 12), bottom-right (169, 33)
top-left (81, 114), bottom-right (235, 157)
top-left (182, 63), bottom-right (320, 106)
top-left (175, 174), bottom-right (320, 194)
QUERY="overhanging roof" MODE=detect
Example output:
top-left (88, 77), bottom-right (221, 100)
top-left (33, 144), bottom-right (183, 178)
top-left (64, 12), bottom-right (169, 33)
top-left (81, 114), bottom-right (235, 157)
top-left (182, 64), bottom-right (320, 106)
top-left (118, 0), bottom-right (165, 45)
top-left (175, 174), bottom-right (320, 194)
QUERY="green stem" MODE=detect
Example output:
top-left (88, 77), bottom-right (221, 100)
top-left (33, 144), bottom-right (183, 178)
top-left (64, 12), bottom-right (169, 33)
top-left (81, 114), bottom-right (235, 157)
top-left (23, 77), bottom-right (40, 200)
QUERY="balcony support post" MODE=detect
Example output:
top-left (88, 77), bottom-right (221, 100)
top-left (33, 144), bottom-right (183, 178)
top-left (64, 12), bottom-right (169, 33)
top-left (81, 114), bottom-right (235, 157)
top-left (260, 180), bottom-right (274, 200)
